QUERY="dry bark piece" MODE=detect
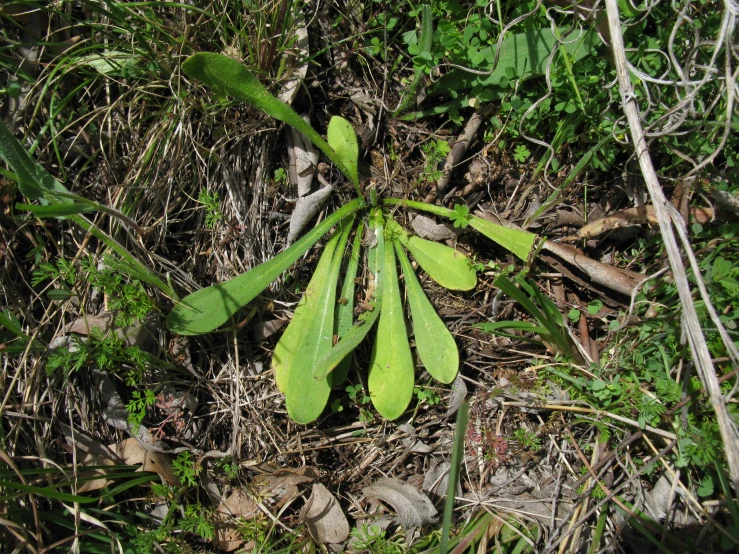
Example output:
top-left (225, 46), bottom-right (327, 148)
top-left (300, 483), bottom-right (350, 544)
top-left (426, 109), bottom-right (487, 202)
top-left (562, 205), bottom-right (714, 241)
top-left (287, 185), bottom-right (333, 244)
top-left (445, 374), bottom-right (468, 417)
top-left (410, 214), bottom-right (460, 241)
top-left (362, 477), bottom-right (438, 529)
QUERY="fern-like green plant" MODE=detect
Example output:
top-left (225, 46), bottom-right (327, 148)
top-left (165, 50), bottom-right (539, 423)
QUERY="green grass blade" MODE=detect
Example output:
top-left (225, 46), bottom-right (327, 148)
top-left (440, 400), bottom-right (470, 554)
top-left (0, 119), bottom-right (71, 203)
top-left (275, 218), bottom-right (355, 424)
top-left (313, 209), bottom-right (385, 381)
top-left (368, 238), bottom-right (414, 420)
top-left (167, 198), bottom-right (364, 335)
top-left (387, 218), bottom-right (476, 291)
top-left (16, 202), bottom-right (96, 217)
top-left (393, 4), bottom-right (434, 116)
top-left (182, 53), bottom-right (358, 187)
top-left (327, 116), bottom-right (359, 188)
top-left (395, 241), bottom-right (458, 384)
top-left (332, 228), bottom-right (363, 386)
top-left (0, 311), bottom-right (30, 340)
top-left (0, 480), bottom-right (97, 504)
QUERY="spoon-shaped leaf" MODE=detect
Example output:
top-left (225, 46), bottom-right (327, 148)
top-left (313, 208), bottom-right (385, 381)
top-left (387, 218), bottom-right (476, 291)
top-left (274, 218), bottom-right (354, 424)
top-left (395, 241), bottom-right (458, 384)
top-left (368, 237), bottom-right (414, 420)
top-left (181, 53), bottom-right (358, 187)
top-left (166, 198), bottom-right (364, 335)
top-left (382, 199), bottom-right (537, 262)
top-left (327, 116), bottom-right (359, 189)
top-left (332, 229), bottom-right (363, 386)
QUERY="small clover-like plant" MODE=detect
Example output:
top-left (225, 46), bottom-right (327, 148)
top-left (167, 52), bottom-right (539, 423)
top-left (448, 203), bottom-right (471, 228)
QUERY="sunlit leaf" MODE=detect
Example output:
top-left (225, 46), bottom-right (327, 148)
top-left (332, 229), bottom-right (362, 386)
top-left (395, 241), bottom-right (458, 384)
top-left (274, 218), bottom-right (354, 423)
top-left (313, 208), bottom-right (385, 381)
top-left (166, 199), bottom-right (364, 335)
top-left (182, 53), bottom-right (357, 185)
top-left (0, 119), bottom-right (71, 204)
top-left (387, 218), bottom-right (476, 291)
top-left (468, 216), bottom-right (536, 261)
top-left (368, 239), bottom-right (414, 420)
top-left (327, 116), bottom-right (359, 188)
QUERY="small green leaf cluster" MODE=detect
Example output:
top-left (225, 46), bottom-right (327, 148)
top-left (126, 389), bottom-right (156, 433)
top-left (198, 189), bottom-right (224, 229)
top-left (419, 139), bottom-right (450, 182)
top-left (46, 330), bottom-right (148, 383)
top-left (172, 451), bottom-right (202, 488)
top-left (513, 428), bottom-right (541, 451)
top-left (180, 505), bottom-right (215, 540)
top-left (350, 523), bottom-right (404, 554)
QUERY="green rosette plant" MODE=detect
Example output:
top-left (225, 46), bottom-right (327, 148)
top-left (166, 52), bottom-right (538, 423)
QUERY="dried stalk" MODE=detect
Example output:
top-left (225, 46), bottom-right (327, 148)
top-left (604, 0), bottom-right (739, 494)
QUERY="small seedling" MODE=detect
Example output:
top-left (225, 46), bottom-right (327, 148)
top-left (198, 189), bottom-right (224, 228)
top-left (126, 388), bottom-right (156, 433)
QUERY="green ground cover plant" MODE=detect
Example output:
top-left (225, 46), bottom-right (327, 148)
top-left (165, 51), bottom-right (537, 423)
top-left (2, 0), bottom-right (739, 551)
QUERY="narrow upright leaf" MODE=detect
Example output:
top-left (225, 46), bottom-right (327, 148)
top-left (274, 219), bottom-right (354, 423)
top-left (327, 117), bottom-right (359, 187)
top-left (332, 229), bottom-right (362, 386)
top-left (0, 119), bottom-right (71, 204)
top-left (368, 240), bottom-right (414, 420)
top-left (388, 218), bottom-right (476, 291)
top-left (313, 209), bottom-right (385, 381)
top-left (182, 53), bottom-right (357, 186)
top-left (167, 199), bottom-right (364, 335)
top-left (395, 241), bottom-right (458, 384)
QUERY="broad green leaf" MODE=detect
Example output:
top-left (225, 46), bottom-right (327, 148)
top-left (395, 241), bottom-right (458, 384)
top-left (313, 208), bottom-right (385, 381)
top-left (332, 228), bottom-right (363, 386)
top-left (468, 216), bottom-right (536, 262)
top-left (167, 198), bottom-right (364, 335)
top-left (368, 238), bottom-right (414, 420)
top-left (382, 199), bottom-right (537, 262)
top-left (182, 53), bottom-right (357, 186)
top-left (432, 28), bottom-right (598, 96)
top-left (16, 202), bottom-right (95, 217)
top-left (0, 119), bottom-right (71, 204)
top-left (274, 218), bottom-right (354, 423)
top-left (327, 117), bottom-right (359, 187)
top-left (387, 218), bottom-right (476, 291)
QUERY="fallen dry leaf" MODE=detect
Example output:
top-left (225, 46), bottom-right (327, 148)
top-left (300, 483), bottom-right (350, 544)
top-left (363, 477), bottom-right (438, 529)
top-left (111, 438), bottom-right (179, 485)
top-left (214, 489), bottom-right (260, 551)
